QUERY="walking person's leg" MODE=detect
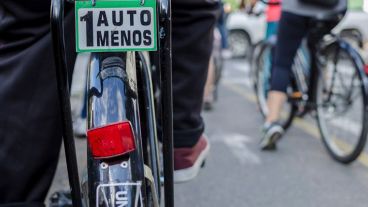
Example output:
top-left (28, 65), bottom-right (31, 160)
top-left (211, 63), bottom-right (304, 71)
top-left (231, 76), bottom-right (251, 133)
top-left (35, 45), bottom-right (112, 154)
top-left (0, 1), bottom-right (75, 205)
top-left (260, 11), bottom-right (309, 149)
top-left (203, 56), bottom-right (216, 110)
top-left (171, 0), bottom-right (219, 182)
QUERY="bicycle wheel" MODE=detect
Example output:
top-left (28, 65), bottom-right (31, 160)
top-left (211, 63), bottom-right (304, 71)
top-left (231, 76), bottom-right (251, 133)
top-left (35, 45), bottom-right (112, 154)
top-left (254, 42), bottom-right (296, 130)
top-left (316, 42), bottom-right (368, 163)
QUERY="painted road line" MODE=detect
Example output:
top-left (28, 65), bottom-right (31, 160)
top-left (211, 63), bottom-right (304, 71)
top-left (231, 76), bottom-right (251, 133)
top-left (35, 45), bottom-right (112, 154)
top-left (212, 133), bottom-right (261, 165)
top-left (222, 80), bottom-right (257, 103)
top-left (222, 81), bottom-right (368, 168)
top-left (220, 78), bottom-right (252, 86)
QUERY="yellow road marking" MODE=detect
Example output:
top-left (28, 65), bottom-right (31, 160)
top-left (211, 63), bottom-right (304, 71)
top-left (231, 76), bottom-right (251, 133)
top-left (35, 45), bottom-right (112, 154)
top-left (223, 81), bottom-right (368, 167)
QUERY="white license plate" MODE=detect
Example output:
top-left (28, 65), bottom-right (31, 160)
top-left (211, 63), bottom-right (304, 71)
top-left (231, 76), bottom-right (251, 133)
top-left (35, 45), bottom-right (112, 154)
top-left (75, 0), bottom-right (157, 52)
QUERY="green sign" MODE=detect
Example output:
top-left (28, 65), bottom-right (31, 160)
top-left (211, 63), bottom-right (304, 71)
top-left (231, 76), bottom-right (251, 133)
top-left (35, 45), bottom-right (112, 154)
top-left (75, 0), bottom-right (157, 52)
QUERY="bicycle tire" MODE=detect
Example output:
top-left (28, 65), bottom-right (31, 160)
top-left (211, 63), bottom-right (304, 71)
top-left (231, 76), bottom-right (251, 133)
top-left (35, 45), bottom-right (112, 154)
top-left (254, 41), bottom-right (296, 130)
top-left (316, 41), bottom-right (368, 164)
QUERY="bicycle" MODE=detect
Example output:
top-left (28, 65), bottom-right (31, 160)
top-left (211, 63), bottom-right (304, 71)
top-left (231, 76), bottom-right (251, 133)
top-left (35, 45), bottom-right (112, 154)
top-left (50, 0), bottom-right (174, 206)
top-left (253, 5), bottom-right (368, 163)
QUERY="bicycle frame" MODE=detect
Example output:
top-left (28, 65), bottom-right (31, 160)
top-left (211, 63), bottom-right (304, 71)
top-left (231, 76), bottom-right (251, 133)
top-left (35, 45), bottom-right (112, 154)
top-left (290, 35), bottom-right (320, 110)
top-left (287, 16), bottom-right (345, 111)
top-left (50, 0), bottom-right (174, 206)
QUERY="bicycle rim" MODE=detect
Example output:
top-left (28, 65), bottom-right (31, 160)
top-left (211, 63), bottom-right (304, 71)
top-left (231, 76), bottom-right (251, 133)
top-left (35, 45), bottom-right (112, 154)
top-left (316, 46), bottom-right (368, 163)
top-left (255, 43), bottom-right (295, 130)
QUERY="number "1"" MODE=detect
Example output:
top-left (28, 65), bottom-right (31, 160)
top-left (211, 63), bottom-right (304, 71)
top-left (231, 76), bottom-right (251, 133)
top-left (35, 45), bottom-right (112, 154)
top-left (80, 11), bottom-right (94, 47)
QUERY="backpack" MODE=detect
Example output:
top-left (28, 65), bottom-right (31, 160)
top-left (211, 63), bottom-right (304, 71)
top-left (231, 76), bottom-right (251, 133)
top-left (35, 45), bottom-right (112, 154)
top-left (299, 0), bottom-right (338, 7)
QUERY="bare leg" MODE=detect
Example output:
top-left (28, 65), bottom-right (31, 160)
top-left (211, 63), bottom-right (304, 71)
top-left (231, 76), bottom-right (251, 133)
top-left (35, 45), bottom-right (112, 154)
top-left (204, 56), bottom-right (215, 104)
top-left (260, 90), bottom-right (286, 150)
top-left (266, 91), bottom-right (287, 123)
top-left (260, 12), bottom-right (309, 149)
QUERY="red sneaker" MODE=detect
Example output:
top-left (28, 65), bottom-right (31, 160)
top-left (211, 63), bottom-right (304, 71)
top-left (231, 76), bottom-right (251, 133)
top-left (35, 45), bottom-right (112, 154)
top-left (174, 135), bottom-right (210, 183)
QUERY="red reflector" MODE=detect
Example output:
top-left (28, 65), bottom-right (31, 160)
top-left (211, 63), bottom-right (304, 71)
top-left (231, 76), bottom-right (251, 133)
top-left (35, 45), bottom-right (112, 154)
top-left (365, 65), bottom-right (368, 75)
top-left (87, 121), bottom-right (136, 158)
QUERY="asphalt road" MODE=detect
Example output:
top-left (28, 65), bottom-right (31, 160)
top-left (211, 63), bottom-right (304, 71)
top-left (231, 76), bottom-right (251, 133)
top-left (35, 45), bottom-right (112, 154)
top-left (48, 58), bottom-right (368, 207)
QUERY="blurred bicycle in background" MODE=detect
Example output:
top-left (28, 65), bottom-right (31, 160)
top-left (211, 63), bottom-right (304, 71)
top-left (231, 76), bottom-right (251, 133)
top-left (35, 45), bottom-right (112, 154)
top-left (253, 0), bottom-right (368, 163)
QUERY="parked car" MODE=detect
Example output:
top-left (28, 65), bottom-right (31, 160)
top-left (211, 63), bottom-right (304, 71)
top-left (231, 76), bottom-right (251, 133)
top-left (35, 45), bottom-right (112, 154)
top-left (227, 8), bottom-right (368, 58)
top-left (226, 10), bottom-right (266, 58)
top-left (333, 10), bottom-right (368, 48)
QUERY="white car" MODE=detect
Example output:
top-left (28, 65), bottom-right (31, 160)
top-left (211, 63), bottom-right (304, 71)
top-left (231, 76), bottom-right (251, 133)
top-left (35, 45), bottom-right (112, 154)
top-left (226, 10), bottom-right (266, 58)
top-left (333, 10), bottom-right (368, 48)
top-left (227, 9), bottom-right (368, 58)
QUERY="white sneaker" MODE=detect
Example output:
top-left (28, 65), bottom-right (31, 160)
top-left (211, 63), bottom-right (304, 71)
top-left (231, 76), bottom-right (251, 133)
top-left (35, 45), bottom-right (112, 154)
top-left (260, 123), bottom-right (284, 150)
